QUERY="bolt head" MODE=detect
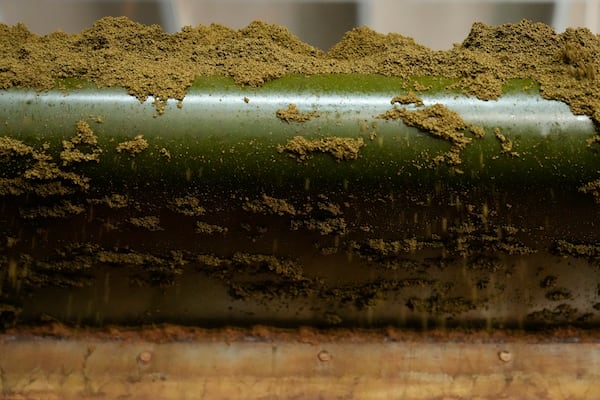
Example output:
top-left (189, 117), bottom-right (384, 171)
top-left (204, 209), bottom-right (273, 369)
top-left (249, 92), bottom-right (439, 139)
top-left (498, 350), bottom-right (512, 362)
top-left (318, 350), bottom-right (331, 362)
top-left (138, 351), bottom-right (153, 364)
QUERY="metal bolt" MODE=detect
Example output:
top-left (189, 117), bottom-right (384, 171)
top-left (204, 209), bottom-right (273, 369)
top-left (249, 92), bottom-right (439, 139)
top-left (317, 350), bottom-right (331, 362)
top-left (498, 350), bottom-right (512, 362)
top-left (138, 351), bottom-right (153, 365)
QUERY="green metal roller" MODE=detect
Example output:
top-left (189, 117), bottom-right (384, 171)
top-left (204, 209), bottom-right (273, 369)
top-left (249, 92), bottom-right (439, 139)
top-left (0, 73), bottom-right (599, 330)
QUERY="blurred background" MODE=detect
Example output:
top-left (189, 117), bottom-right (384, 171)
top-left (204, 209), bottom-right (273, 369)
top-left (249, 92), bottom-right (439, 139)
top-left (0, 0), bottom-right (598, 50)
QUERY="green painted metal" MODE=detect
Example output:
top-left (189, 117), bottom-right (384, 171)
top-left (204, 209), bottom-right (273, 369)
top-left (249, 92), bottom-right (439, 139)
top-left (1, 74), bottom-right (599, 329)
top-left (0, 74), bottom-right (596, 193)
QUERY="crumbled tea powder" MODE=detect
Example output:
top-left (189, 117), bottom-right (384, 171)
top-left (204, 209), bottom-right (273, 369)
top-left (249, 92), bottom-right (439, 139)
top-left (195, 221), bottom-right (228, 234)
top-left (391, 93), bottom-right (424, 106)
top-left (116, 134), bottom-right (148, 155)
top-left (129, 215), bottom-right (163, 231)
top-left (378, 104), bottom-right (475, 166)
top-left (60, 120), bottom-right (102, 165)
top-left (378, 104), bottom-right (471, 148)
top-left (278, 136), bottom-right (365, 161)
top-left (494, 127), bottom-right (519, 157)
top-left (276, 103), bottom-right (319, 122)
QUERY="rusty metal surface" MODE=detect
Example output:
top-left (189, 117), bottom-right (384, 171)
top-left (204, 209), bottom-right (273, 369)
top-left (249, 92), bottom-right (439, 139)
top-left (1, 328), bottom-right (599, 399)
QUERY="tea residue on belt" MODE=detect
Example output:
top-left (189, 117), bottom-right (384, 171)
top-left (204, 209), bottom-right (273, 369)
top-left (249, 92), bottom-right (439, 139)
top-left (406, 296), bottom-right (476, 316)
top-left (276, 103), bottom-right (319, 123)
top-left (553, 240), bottom-right (600, 259)
top-left (232, 253), bottom-right (304, 281)
top-left (19, 199), bottom-right (85, 219)
top-left (60, 120), bottom-right (102, 165)
top-left (494, 127), bottom-right (519, 157)
top-left (391, 93), bottom-right (423, 106)
top-left (159, 147), bottom-right (171, 160)
top-left (0, 127), bottom-right (93, 196)
top-left (195, 221), bottom-right (228, 234)
top-left (278, 136), bottom-right (365, 161)
top-left (129, 215), bottom-right (163, 231)
top-left (317, 201), bottom-right (342, 216)
top-left (97, 249), bottom-right (166, 266)
top-left (261, 194), bottom-right (297, 215)
top-left (378, 104), bottom-right (480, 168)
top-left (88, 193), bottom-right (129, 208)
top-left (579, 177), bottom-right (600, 203)
top-left (352, 238), bottom-right (423, 256)
top-left (116, 134), bottom-right (148, 155)
top-left (291, 217), bottom-right (347, 236)
top-left (169, 196), bottom-right (206, 216)
top-left (243, 194), bottom-right (297, 216)
top-left (526, 304), bottom-right (580, 325)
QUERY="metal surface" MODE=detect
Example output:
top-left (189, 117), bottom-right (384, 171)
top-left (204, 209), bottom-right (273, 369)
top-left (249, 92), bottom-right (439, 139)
top-left (0, 331), bottom-right (599, 399)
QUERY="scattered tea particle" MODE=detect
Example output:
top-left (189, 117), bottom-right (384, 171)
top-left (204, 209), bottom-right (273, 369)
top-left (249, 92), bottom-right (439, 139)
top-left (60, 120), bottom-right (102, 166)
top-left (169, 196), bottom-right (206, 216)
top-left (277, 136), bottom-right (365, 161)
top-left (586, 135), bottom-right (600, 147)
top-left (244, 194), bottom-right (297, 216)
top-left (262, 194), bottom-right (297, 216)
top-left (195, 221), bottom-right (228, 234)
top-left (579, 178), bottom-right (600, 203)
top-left (291, 217), bottom-right (347, 235)
top-left (19, 200), bottom-right (85, 219)
top-left (413, 81), bottom-right (431, 91)
top-left (88, 193), bottom-right (128, 209)
top-left (554, 240), bottom-right (600, 258)
top-left (468, 124), bottom-right (486, 138)
top-left (276, 103), bottom-right (318, 123)
top-left (159, 147), bottom-right (171, 160)
top-left (378, 104), bottom-right (473, 166)
top-left (494, 127), bottom-right (519, 157)
top-left (129, 216), bottom-right (163, 231)
top-left (116, 135), bottom-right (148, 155)
top-left (317, 201), bottom-right (342, 216)
top-left (390, 92), bottom-right (423, 106)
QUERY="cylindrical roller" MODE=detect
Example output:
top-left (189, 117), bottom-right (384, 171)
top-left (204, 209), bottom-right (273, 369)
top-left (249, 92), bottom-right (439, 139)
top-left (0, 74), bottom-right (599, 330)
